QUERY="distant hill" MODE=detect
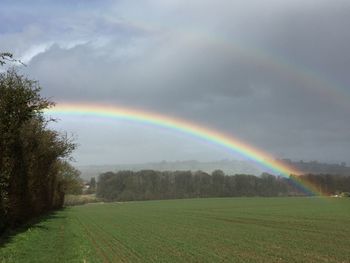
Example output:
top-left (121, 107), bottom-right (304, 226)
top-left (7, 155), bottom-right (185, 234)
top-left (77, 160), bottom-right (263, 180)
top-left (77, 159), bottom-right (350, 181)
top-left (280, 159), bottom-right (350, 176)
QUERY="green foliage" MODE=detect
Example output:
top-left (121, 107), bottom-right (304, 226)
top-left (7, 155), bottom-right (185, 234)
top-left (1, 198), bottom-right (350, 262)
top-left (0, 68), bottom-right (77, 232)
top-left (58, 162), bottom-right (83, 195)
top-left (96, 170), bottom-right (289, 201)
top-left (97, 170), bottom-right (350, 202)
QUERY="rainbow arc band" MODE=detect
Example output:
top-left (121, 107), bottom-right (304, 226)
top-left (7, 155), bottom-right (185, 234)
top-left (45, 103), bottom-right (323, 196)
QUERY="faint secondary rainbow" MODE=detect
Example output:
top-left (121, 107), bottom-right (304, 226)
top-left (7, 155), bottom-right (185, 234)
top-left (173, 30), bottom-right (350, 111)
top-left (45, 103), bottom-right (323, 196)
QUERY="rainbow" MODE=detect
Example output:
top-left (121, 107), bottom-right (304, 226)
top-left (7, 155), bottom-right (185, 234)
top-left (45, 103), bottom-right (323, 196)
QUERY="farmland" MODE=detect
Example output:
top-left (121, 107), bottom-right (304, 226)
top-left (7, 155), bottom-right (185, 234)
top-left (1, 197), bottom-right (350, 263)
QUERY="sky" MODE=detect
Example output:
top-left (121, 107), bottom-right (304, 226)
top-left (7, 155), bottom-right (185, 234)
top-left (1, 0), bottom-right (350, 166)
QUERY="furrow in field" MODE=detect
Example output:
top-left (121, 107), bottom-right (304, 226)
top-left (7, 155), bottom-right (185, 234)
top-left (76, 206), bottom-right (209, 261)
top-left (75, 216), bottom-right (112, 263)
top-left (111, 216), bottom-right (209, 261)
top-left (69, 199), bottom-right (350, 263)
top-left (77, 211), bottom-right (143, 262)
top-left (77, 216), bottom-right (129, 262)
top-left (109, 212), bottom-right (237, 261)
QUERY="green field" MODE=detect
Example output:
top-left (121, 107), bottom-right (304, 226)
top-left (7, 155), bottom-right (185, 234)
top-left (1, 197), bottom-right (350, 263)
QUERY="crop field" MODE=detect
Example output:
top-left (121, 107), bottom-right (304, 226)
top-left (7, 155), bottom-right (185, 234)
top-left (1, 197), bottom-right (350, 263)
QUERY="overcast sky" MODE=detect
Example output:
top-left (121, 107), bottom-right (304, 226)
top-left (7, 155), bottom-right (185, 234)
top-left (1, 0), bottom-right (350, 166)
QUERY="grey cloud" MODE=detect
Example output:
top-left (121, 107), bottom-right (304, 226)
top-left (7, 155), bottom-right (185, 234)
top-left (2, 0), bottom-right (350, 164)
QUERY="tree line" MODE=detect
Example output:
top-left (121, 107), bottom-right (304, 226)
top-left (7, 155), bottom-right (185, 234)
top-left (294, 174), bottom-right (350, 196)
top-left (96, 170), bottom-right (350, 201)
top-left (0, 59), bottom-right (80, 233)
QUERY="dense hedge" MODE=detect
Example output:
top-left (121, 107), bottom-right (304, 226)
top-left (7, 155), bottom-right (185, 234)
top-left (0, 69), bottom-right (77, 233)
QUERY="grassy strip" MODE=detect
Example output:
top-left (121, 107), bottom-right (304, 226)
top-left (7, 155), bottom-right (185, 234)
top-left (64, 194), bottom-right (101, 206)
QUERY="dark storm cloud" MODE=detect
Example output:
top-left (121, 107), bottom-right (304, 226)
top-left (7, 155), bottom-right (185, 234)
top-left (1, 0), bottom-right (350, 164)
top-left (261, 0), bottom-right (350, 89)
